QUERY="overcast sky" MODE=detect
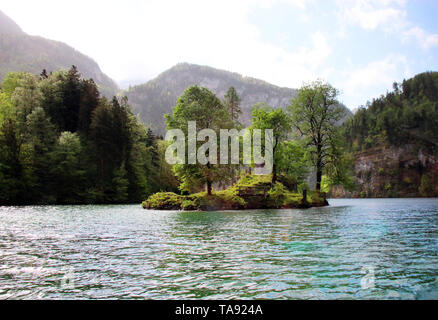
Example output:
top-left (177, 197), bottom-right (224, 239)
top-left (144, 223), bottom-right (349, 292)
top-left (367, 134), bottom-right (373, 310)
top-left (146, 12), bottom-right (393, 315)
top-left (2, 0), bottom-right (438, 110)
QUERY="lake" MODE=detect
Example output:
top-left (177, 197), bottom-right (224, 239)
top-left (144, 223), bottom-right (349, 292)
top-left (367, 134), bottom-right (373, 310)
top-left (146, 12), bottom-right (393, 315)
top-left (0, 198), bottom-right (437, 300)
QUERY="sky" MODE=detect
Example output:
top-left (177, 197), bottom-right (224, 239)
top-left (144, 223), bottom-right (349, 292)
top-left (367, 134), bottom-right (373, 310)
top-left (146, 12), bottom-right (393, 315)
top-left (1, 0), bottom-right (438, 110)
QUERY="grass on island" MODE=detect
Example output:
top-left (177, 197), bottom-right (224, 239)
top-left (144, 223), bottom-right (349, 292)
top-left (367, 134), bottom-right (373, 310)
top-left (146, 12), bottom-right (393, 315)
top-left (142, 174), bottom-right (328, 211)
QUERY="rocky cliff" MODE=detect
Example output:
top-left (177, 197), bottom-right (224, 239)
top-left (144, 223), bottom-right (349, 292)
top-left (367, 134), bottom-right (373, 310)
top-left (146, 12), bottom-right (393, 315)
top-left (331, 145), bottom-right (438, 198)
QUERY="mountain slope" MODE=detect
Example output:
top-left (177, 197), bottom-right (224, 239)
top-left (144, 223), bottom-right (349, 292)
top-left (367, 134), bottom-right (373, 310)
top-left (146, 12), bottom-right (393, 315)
top-left (0, 10), bottom-right (118, 97)
top-left (335, 72), bottom-right (438, 198)
top-left (0, 10), bottom-right (24, 35)
top-left (125, 63), bottom-right (352, 135)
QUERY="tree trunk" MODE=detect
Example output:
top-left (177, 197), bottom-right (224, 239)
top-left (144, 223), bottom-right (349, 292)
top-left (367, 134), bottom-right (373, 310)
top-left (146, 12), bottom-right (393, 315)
top-left (316, 167), bottom-right (322, 192)
top-left (272, 162), bottom-right (277, 184)
top-left (272, 144), bottom-right (277, 184)
top-left (316, 145), bottom-right (322, 192)
top-left (207, 181), bottom-right (212, 196)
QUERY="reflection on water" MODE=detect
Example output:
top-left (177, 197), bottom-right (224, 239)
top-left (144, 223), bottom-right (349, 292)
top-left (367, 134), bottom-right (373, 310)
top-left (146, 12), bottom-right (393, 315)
top-left (0, 198), bottom-right (437, 299)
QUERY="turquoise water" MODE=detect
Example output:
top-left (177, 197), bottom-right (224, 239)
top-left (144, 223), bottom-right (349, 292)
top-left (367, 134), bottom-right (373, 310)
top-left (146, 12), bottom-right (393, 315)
top-left (0, 198), bottom-right (437, 300)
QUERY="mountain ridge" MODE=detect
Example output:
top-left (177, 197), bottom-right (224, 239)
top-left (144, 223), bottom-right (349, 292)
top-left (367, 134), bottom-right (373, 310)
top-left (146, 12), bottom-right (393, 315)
top-left (0, 11), bottom-right (352, 135)
top-left (0, 10), bottom-right (119, 97)
top-left (125, 63), bottom-right (353, 135)
top-left (0, 10), bottom-right (24, 35)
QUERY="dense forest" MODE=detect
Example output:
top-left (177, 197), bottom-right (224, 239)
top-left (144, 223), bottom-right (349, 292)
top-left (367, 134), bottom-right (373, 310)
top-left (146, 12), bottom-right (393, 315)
top-left (344, 72), bottom-right (438, 153)
top-left (338, 72), bottom-right (438, 198)
top-left (0, 67), bottom-right (177, 205)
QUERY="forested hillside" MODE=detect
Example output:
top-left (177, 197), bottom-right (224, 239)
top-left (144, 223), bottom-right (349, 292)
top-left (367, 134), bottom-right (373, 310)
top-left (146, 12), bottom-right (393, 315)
top-left (336, 72), bottom-right (438, 198)
top-left (0, 10), bottom-right (118, 98)
top-left (0, 67), bottom-right (177, 205)
top-left (125, 63), bottom-right (352, 136)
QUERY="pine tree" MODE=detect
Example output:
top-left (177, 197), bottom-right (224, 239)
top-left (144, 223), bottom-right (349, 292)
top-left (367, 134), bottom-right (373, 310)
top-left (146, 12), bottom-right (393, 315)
top-left (78, 79), bottom-right (100, 137)
top-left (25, 107), bottom-right (57, 203)
top-left (224, 87), bottom-right (242, 123)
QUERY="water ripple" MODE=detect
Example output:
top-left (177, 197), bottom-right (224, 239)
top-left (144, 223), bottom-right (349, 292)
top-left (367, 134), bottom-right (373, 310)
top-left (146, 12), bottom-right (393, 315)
top-left (0, 199), bottom-right (438, 299)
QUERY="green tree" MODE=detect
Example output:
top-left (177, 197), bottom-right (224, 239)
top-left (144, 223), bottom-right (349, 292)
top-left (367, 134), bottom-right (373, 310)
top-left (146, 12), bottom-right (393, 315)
top-left (276, 140), bottom-right (309, 190)
top-left (25, 107), bottom-right (57, 203)
top-left (89, 98), bottom-right (119, 198)
top-left (156, 139), bottom-right (180, 192)
top-left (288, 80), bottom-right (345, 192)
top-left (419, 174), bottom-right (432, 197)
top-left (0, 72), bottom-right (26, 125)
top-left (89, 96), bottom-right (143, 203)
top-left (112, 162), bottom-right (129, 203)
top-left (0, 119), bottom-right (24, 204)
top-left (251, 104), bottom-right (291, 183)
top-left (59, 66), bottom-right (82, 133)
top-left (165, 85), bottom-right (234, 195)
top-left (78, 79), bottom-right (100, 137)
top-left (224, 87), bottom-right (242, 123)
top-left (51, 132), bottom-right (86, 203)
top-left (0, 68), bottom-right (163, 205)
top-left (11, 73), bottom-right (42, 133)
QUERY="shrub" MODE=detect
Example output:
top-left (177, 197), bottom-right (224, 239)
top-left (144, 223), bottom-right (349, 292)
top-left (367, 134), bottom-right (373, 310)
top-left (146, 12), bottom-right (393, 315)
top-left (181, 200), bottom-right (198, 211)
top-left (419, 174), bottom-right (432, 197)
top-left (142, 192), bottom-right (183, 210)
top-left (237, 174), bottom-right (272, 187)
top-left (267, 182), bottom-right (287, 208)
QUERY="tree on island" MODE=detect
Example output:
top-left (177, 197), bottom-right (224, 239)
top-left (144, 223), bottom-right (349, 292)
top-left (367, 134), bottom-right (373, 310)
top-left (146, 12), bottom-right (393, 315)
top-left (288, 80), bottom-right (351, 192)
top-left (165, 85), bottom-right (235, 195)
top-left (250, 104), bottom-right (291, 184)
top-left (224, 87), bottom-right (242, 124)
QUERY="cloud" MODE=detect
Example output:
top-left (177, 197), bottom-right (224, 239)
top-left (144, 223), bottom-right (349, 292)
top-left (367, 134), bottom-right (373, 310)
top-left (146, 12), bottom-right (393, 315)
top-left (337, 0), bottom-right (406, 30)
top-left (403, 26), bottom-right (438, 49)
top-left (255, 0), bottom-right (312, 10)
top-left (337, 54), bottom-right (411, 107)
top-left (2, 0), bottom-right (328, 88)
top-left (1, 0), bottom-right (434, 112)
top-left (335, 0), bottom-right (438, 50)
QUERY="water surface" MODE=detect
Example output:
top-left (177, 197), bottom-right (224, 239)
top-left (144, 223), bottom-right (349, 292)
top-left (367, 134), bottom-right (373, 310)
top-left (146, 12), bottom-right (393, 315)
top-left (0, 198), bottom-right (437, 299)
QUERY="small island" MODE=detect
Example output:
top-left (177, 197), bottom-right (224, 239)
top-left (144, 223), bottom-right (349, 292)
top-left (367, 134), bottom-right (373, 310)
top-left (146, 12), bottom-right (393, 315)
top-left (143, 83), bottom-right (349, 212)
top-left (143, 174), bottom-right (328, 211)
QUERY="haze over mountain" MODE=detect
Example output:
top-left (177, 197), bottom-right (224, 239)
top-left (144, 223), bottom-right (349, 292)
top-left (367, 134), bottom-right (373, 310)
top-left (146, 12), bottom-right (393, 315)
top-left (0, 10), bottom-right (352, 136)
top-left (0, 10), bottom-right (118, 97)
top-left (125, 63), bottom-right (352, 136)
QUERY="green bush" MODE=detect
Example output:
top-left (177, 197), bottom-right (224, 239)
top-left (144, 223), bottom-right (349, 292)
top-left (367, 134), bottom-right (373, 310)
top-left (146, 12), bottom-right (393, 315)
top-left (181, 200), bottom-right (198, 211)
top-left (267, 182), bottom-right (287, 208)
top-left (237, 174), bottom-right (272, 187)
top-left (419, 174), bottom-right (432, 197)
top-left (142, 192), bottom-right (183, 210)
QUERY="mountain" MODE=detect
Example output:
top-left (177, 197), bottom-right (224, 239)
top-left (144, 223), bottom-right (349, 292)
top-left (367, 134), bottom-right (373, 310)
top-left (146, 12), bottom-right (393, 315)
top-left (0, 10), bottom-right (352, 135)
top-left (125, 63), bottom-right (353, 136)
top-left (0, 9), bottom-right (24, 35)
top-left (334, 72), bottom-right (438, 198)
top-left (0, 10), bottom-right (118, 97)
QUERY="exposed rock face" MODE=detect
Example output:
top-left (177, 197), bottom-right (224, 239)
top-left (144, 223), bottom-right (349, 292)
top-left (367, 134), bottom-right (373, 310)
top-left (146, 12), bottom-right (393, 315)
top-left (331, 145), bottom-right (438, 198)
